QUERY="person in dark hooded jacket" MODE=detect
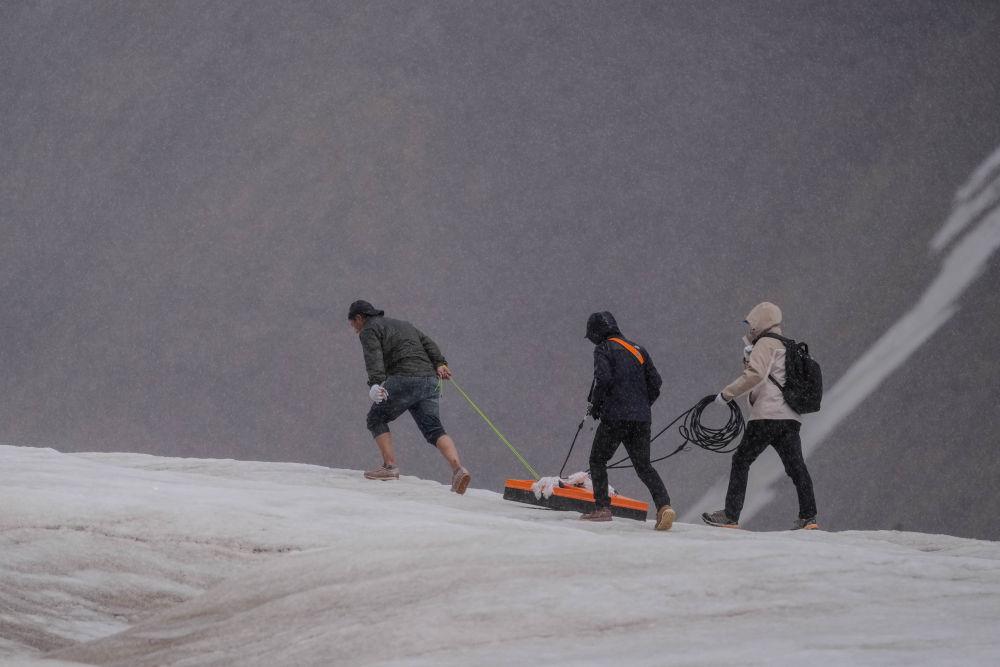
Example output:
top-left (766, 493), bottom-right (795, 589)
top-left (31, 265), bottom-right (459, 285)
top-left (582, 312), bottom-right (675, 530)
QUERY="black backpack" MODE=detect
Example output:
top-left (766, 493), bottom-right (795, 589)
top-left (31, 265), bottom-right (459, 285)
top-left (758, 333), bottom-right (823, 414)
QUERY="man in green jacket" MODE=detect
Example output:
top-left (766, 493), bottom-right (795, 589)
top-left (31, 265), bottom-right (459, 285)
top-left (348, 300), bottom-right (471, 494)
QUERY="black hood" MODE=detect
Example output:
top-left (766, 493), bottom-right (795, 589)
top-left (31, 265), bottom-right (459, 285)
top-left (585, 311), bottom-right (622, 344)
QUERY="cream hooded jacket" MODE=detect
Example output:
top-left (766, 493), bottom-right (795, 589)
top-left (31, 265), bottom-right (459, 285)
top-left (720, 302), bottom-right (801, 422)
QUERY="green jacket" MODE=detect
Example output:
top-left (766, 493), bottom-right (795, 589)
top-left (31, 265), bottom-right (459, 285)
top-left (358, 316), bottom-right (447, 385)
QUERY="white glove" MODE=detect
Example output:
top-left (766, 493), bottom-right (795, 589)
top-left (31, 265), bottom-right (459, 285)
top-left (369, 384), bottom-right (388, 403)
top-left (743, 344), bottom-right (754, 362)
top-left (715, 392), bottom-right (728, 406)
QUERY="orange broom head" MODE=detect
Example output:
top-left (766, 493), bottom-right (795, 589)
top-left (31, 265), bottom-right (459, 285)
top-left (503, 479), bottom-right (648, 521)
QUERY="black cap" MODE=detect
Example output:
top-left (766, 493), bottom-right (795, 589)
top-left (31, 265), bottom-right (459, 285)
top-left (347, 300), bottom-right (385, 320)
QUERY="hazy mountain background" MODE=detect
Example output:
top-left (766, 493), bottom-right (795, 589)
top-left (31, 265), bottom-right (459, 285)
top-left (2, 1), bottom-right (999, 538)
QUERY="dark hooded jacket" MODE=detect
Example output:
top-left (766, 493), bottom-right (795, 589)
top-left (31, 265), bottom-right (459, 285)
top-left (585, 312), bottom-right (662, 422)
top-left (358, 315), bottom-right (447, 386)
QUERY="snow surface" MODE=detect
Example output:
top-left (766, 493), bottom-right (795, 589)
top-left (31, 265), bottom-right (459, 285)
top-left (2, 445), bottom-right (999, 666)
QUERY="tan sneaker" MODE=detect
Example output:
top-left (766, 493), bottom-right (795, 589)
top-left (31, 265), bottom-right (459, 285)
top-left (654, 505), bottom-right (676, 531)
top-left (580, 507), bottom-right (612, 522)
top-left (450, 466), bottom-right (471, 494)
top-left (364, 464), bottom-right (399, 481)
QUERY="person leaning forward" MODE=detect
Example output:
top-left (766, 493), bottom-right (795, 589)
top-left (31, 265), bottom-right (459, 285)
top-left (348, 300), bottom-right (471, 494)
top-left (701, 301), bottom-right (818, 530)
top-left (581, 311), bottom-right (675, 530)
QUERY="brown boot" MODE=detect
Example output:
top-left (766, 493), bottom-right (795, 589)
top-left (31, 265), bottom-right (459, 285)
top-left (654, 505), bottom-right (675, 531)
top-left (580, 507), bottom-right (612, 522)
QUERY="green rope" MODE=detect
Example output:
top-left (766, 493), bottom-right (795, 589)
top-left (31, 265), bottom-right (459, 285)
top-left (448, 377), bottom-right (539, 480)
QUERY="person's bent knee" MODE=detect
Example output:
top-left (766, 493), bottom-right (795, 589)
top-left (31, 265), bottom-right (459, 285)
top-left (415, 413), bottom-right (445, 445)
top-left (368, 422), bottom-right (390, 438)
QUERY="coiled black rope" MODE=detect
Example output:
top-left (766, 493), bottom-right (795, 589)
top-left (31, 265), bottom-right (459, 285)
top-left (570, 395), bottom-right (743, 471)
top-left (672, 394), bottom-right (744, 452)
top-left (558, 396), bottom-right (745, 476)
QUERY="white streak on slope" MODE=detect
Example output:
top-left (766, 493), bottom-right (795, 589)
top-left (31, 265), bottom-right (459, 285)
top-left (932, 144), bottom-right (1000, 251)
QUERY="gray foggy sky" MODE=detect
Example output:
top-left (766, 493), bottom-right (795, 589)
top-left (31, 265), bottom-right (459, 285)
top-left (2, 1), bottom-right (999, 538)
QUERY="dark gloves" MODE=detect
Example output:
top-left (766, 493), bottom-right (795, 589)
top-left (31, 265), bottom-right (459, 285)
top-left (586, 403), bottom-right (602, 420)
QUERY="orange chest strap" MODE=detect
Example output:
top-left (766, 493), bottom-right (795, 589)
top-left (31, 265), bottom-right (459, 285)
top-left (608, 337), bottom-right (644, 365)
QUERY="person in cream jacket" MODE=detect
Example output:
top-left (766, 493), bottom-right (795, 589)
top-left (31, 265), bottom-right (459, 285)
top-left (702, 302), bottom-right (818, 530)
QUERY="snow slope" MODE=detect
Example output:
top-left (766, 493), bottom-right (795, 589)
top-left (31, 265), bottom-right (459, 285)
top-left (2, 445), bottom-right (998, 666)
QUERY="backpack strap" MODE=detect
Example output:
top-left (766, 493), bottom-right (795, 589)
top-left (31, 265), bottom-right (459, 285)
top-left (757, 332), bottom-right (790, 344)
top-left (757, 332), bottom-right (787, 390)
top-left (607, 337), bottom-right (644, 365)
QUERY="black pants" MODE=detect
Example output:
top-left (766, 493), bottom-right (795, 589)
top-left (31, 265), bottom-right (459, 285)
top-left (589, 420), bottom-right (671, 511)
top-left (725, 419), bottom-right (816, 521)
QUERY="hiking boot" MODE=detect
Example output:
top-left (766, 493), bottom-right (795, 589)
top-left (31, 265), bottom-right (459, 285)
top-left (654, 505), bottom-right (676, 531)
top-left (792, 516), bottom-right (818, 530)
top-left (580, 507), bottom-right (613, 522)
top-left (701, 509), bottom-right (739, 529)
top-left (450, 466), bottom-right (471, 494)
top-left (363, 464), bottom-right (399, 481)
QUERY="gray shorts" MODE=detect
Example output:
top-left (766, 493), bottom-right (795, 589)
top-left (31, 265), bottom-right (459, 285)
top-left (366, 376), bottom-right (446, 445)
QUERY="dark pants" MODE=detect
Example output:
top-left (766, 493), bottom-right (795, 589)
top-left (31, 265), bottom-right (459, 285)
top-left (725, 419), bottom-right (816, 521)
top-left (366, 376), bottom-right (446, 445)
top-left (589, 420), bottom-right (671, 511)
